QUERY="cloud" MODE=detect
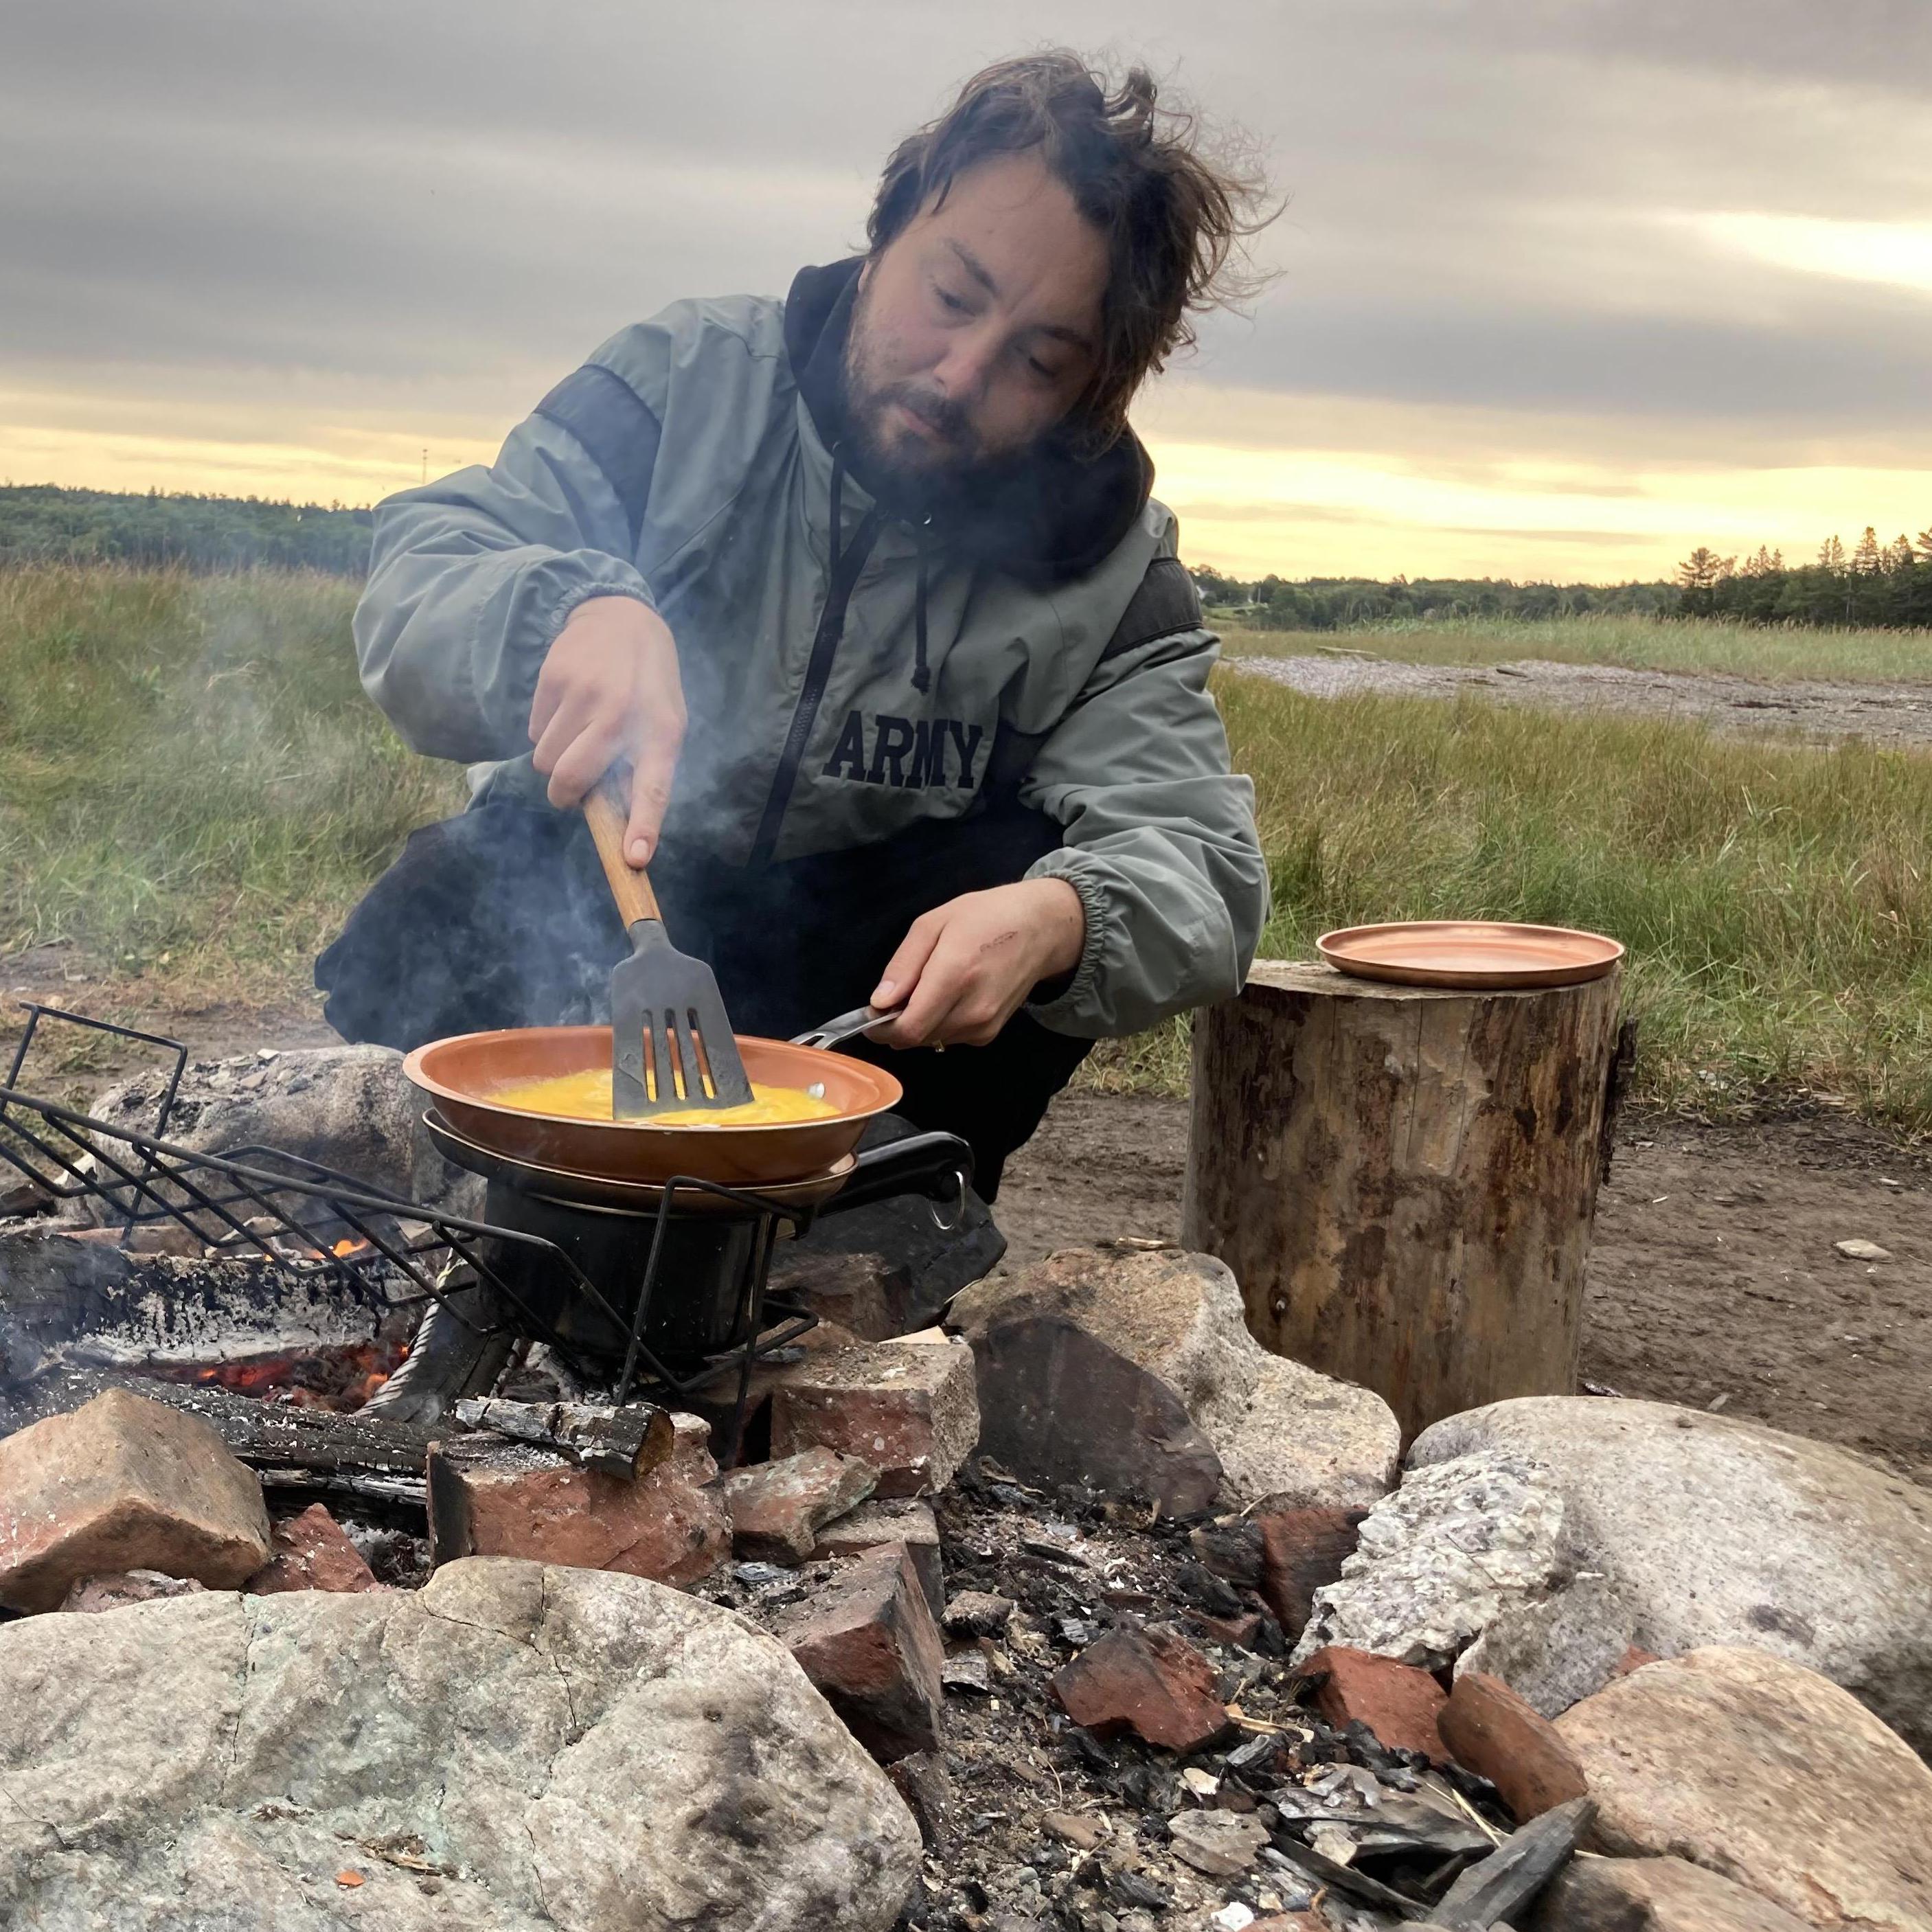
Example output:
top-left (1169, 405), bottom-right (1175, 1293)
top-left (1672, 213), bottom-right (1932, 298)
top-left (3, 0), bottom-right (1927, 576)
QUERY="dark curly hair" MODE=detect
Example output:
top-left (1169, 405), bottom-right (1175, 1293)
top-left (867, 52), bottom-right (1274, 451)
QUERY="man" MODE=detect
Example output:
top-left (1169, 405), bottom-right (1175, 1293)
top-left (320, 52), bottom-right (1270, 1203)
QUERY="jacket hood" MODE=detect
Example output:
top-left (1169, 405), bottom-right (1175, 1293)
top-left (784, 256), bottom-right (1153, 589)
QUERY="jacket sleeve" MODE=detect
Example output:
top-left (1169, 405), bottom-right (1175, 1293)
top-left (1016, 565), bottom-right (1268, 1039)
top-left (353, 347), bottom-right (666, 764)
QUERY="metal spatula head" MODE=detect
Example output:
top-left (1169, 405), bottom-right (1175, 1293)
top-left (609, 919), bottom-right (753, 1117)
top-left (583, 775), bottom-right (753, 1119)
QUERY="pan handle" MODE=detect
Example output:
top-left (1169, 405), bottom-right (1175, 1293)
top-left (821, 1131), bottom-right (974, 1218)
top-left (583, 771), bottom-right (663, 928)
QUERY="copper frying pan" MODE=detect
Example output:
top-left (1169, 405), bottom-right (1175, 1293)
top-left (402, 1025), bottom-right (902, 1187)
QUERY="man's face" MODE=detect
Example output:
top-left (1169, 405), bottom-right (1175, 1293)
top-left (843, 150), bottom-right (1109, 489)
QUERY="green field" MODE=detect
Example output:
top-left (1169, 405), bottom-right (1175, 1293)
top-left (4, 565), bottom-right (1931, 1131)
top-left (0, 563), bottom-right (458, 999)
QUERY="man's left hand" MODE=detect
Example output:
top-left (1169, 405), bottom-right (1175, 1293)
top-left (868, 878), bottom-right (1086, 1048)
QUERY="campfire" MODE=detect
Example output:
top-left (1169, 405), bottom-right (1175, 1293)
top-left (2, 1005), bottom-right (1926, 1932)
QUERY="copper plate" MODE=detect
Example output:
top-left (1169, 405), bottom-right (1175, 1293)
top-left (402, 1026), bottom-right (902, 1187)
top-left (1316, 920), bottom-right (1624, 989)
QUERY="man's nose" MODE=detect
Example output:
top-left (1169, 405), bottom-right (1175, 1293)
top-left (930, 321), bottom-right (1004, 402)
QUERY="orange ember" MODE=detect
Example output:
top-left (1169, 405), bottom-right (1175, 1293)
top-left (151, 1337), bottom-right (405, 1412)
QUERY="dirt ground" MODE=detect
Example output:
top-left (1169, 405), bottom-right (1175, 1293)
top-left (6, 972), bottom-right (1927, 1488)
top-left (1230, 652), bottom-right (1932, 747)
top-left (1001, 1090), bottom-right (1932, 1486)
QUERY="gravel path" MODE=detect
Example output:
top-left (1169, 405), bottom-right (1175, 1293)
top-left (1229, 652), bottom-right (1932, 748)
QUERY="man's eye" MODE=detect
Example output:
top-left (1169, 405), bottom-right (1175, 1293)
top-left (935, 286), bottom-right (969, 313)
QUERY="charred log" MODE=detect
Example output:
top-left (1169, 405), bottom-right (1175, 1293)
top-left (451, 1396), bottom-right (673, 1480)
top-left (1, 1364), bottom-right (437, 1479)
top-left (0, 1228), bottom-right (401, 1387)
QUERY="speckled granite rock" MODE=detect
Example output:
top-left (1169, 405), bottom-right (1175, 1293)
top-left (1288, 1451), bottom-right (1565, 1668)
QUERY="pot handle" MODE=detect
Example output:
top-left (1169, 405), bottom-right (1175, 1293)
top-left (821, 1131), bottom-right (974, 1218)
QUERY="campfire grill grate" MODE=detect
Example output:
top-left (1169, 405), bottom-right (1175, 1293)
top-left (1, 1005), bottom-right (819, 1437)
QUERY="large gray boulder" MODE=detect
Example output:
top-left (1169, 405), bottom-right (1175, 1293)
top-left (1453, 1571), bottom-right (1639, 1718)
top-left (0, 1556), bottom-right (918, 1930)
top-left (1409, 1396), bottom-right (1932, 1751)
top-left (87, 1044), bottom-right (479, 1218)
top-left (951, 1248), bottom-right (1399, 1514)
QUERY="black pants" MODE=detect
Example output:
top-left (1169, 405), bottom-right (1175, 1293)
top-left (315, 804), bottom-right (1092, 1198)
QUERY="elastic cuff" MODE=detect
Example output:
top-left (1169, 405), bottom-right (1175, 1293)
top-left (544, 578), bottom-right (655, 646)
top-left (1022, 860), bottom-right (1107, 1032)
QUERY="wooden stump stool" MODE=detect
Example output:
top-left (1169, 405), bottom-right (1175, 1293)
top-left (1181, 959), bottom-right (1625, 1444)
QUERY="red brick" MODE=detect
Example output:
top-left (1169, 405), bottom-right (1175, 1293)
top-left (246, 1504), bottom-right (381, 1595)
top-left (1192, 1610), bottom-right (1262, 1650)
top-left (1439, 1670), bottom-right (1589, 1821)
top-left (1614, 1644), bottom-right (1662, 1677)
top-left (0, 1388), bottom-right (271, 1611)
top-left (718, 1448), bottom-right (877, 1566)
top-left (811, 1497), bottom-right (944, 1613)
top-left (1302, 1645), bottom-right (1448, 1760)
top-left (428, 1410), bottom-right (728, 1589)
top-left (1052, 1626), bottom-right (1233, 1755)
top-left (770, 1338), bottom-right (979, 1497)
top-left (1258, 1508), bottom-right (1366, 1641)
top-left (777, 1541), bottom-right (944, 1763)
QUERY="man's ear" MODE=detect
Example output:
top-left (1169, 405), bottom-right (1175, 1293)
top-left (857, 253), bottom-right (875, 293)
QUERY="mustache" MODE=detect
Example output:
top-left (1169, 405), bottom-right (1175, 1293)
top-left (876, 381), bottom-right (973, 445)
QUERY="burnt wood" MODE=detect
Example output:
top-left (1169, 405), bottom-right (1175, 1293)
top-left (451, 1396), bottom-right (672, 1479)
top-left (1, 1364), bottom-right (437, 1478)
top-left (0, 1229), bottom-right (396, 1387)
top-left (1428, 1797), bottom-right (1595, 1930)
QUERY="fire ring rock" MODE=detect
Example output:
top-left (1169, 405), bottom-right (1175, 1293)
top-left (1410, 1396), bottom-right (1932, 1752)
top-left (0, 1387), bottom-right (272, 1611)
top-left (87, 1043), bottom-right (481, 1220)
top-left (950, 1248), bottom-right (1400, 1515)
top-left (1288, 1451), bottom-right (1565, 1670)
top-left (0, 1556), bottom-right (920, 1931)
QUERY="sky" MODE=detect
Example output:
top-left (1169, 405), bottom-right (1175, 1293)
top-left (2, 1), bottom-right (1928, 584)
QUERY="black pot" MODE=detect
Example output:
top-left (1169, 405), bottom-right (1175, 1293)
top-left (477, 1130), bottom-right (973, 1368)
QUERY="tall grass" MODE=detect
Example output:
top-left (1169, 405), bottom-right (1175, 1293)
top-left (1222, 611), bottom-right (1932, 683)
top-left (1087, 672), bottom-right (1932, 1128)
top-left (0, 563), bottom-right (460, 998)
top-left (4, 567), bottom-right (1929, 1132)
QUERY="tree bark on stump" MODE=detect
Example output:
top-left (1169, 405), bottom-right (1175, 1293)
top-left (1181, 960), bottom-right (1623, 1444)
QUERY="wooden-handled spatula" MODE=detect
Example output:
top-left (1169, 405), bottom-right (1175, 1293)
top-left (582, 773), bottom-right (753, 1118)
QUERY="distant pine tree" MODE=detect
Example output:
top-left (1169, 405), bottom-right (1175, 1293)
top-left (0, 484), bottom-right (372, 574)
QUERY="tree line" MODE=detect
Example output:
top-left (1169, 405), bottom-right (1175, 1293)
top-left (7, 483), bottom-right (1929, 632)
top-left (0, 484), bottom-right (373, 573)
top-left (1675, 526), bottom-right (1932, 628)
top-left (1186, 568), bottom-right (1677, 630)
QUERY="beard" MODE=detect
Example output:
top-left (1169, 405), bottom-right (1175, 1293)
top-left (839, 289), bottom-right (1006, 510)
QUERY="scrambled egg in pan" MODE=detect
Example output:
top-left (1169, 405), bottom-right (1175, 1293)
top-left (493, 1067), bottom-right (839, 1128)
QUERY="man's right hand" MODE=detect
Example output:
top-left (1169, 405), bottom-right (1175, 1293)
top-left (528, 595), bottom-right (686, 865)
